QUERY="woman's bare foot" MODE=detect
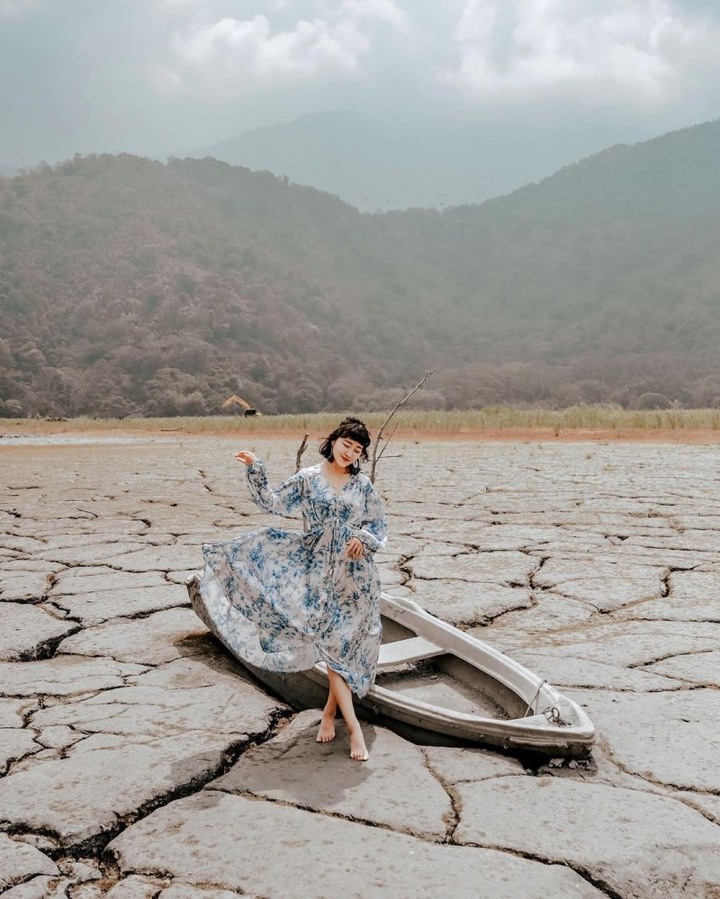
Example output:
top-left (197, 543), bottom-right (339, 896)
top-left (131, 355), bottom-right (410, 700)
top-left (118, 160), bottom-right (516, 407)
top-left (348, 725), bottom-right (369, 761)
top-left (324, 669), bottom-right (367, 760)
top-left (316, 716), bottom-right (336, 743)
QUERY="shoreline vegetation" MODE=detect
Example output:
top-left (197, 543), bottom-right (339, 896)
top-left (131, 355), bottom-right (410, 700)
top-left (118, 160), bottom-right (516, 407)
top-left (2, 407), bottom-right (720, 443)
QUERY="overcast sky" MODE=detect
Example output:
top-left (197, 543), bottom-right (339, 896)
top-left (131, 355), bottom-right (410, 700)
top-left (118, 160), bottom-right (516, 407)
top-left (2, 0), bottom-right (720, 166)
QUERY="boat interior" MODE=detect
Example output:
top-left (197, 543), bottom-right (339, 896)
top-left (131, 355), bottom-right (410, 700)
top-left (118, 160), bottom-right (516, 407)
top-left (375, 615), bottom-right (527, 720)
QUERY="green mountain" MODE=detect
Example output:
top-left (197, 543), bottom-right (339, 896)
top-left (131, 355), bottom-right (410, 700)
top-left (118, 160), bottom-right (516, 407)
top-left (1, 119), bottom-right (720, 418)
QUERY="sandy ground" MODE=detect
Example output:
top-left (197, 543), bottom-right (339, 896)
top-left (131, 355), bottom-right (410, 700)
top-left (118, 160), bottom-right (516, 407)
top-left (1, 436), bottom-right (720, 898)
top-left (3, 422), bottom-right (720, 445)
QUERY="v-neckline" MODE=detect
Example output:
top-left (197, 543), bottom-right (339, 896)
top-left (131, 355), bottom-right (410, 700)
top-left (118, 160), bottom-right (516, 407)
top-left (318, 464), bottom-right (353, 498)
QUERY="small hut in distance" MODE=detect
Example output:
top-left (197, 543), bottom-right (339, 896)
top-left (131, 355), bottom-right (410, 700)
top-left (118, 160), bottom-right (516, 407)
top-left (222, 395), bottom-right (259, 417)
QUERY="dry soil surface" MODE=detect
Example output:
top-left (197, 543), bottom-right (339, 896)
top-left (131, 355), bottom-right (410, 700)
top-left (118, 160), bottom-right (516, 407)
top-left (1, 436), bottom-right (719, 898)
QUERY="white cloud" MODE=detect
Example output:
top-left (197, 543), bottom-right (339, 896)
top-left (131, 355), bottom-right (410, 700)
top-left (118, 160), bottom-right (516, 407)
top-left (442, 0), bottom-right (720, 106)
top-left (339, 0), bottom-right (410, 31)
top-left (170, 14), bottom-right (367, 92)
top-left (159, 0), bottom-right (421, 99)
top-left (0, 0), bottom-right (42, 17)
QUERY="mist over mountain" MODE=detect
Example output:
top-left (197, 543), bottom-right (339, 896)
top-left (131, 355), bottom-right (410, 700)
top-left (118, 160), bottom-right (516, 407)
top-left (2, 118), bottom-right (720, 418)
top-left (191, 110), bottom-right (611, 213)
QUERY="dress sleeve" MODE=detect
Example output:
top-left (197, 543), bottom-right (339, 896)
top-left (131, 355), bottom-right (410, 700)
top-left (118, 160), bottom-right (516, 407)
top-left (245, 460), bottom-right (304, 516)
top-left (352, 481), bottom-right (388, 553)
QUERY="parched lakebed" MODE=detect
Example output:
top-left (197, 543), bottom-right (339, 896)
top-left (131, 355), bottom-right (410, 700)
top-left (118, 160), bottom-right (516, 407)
top-left (1, 436), bottom-right (720, 898)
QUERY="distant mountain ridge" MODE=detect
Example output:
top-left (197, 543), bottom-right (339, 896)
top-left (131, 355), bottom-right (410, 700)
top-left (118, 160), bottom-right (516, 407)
top-left (1, 117), bottom-right (720, 418)
top-left (190, 110), bottom-right (607, 212)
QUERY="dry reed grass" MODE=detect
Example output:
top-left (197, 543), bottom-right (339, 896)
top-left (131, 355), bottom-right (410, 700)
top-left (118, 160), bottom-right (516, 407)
top-left (3, 406), bottom-right (720, 437)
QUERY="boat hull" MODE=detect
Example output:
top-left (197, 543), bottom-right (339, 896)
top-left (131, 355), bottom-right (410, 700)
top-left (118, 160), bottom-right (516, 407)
top-left (187, 574), bottom-right (594, 758)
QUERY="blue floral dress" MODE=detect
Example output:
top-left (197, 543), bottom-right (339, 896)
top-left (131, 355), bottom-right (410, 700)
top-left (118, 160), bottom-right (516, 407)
top-left (199, 461), bottom-right (388, 697)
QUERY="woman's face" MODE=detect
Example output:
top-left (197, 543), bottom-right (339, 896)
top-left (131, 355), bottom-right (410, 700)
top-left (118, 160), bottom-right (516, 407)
top-left (332, 436), bottom-right (364, 470)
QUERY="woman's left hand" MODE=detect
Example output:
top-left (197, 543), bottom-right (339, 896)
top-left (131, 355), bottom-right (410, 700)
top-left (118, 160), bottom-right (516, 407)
top-left (345, 537), bottom-right (364, 560)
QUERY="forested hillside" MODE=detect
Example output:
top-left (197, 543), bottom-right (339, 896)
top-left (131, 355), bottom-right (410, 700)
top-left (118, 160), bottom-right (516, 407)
top-left (1, 119), bottom-right (720, 418)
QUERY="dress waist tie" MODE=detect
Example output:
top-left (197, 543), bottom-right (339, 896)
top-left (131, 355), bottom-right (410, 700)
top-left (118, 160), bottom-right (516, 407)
top-left (302, 516), bottom-right (344, 583)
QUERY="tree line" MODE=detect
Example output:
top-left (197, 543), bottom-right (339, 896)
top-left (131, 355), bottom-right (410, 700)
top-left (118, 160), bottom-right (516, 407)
top-left (2, 126), bottom-right (720, 418)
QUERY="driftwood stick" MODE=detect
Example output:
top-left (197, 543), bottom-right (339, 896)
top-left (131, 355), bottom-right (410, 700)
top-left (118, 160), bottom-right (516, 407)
top-left (296, 431), bottom-right (311, 532)
top-left (374, 420), bottom-right (399, 466)
top-left (370, 371), bottom-right (434, 483)
top-left (295, 432), bottom-right (309, 472)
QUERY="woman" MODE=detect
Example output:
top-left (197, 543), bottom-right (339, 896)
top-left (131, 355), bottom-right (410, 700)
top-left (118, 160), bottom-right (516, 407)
top-left (199, 417), bottom-right (387, 761)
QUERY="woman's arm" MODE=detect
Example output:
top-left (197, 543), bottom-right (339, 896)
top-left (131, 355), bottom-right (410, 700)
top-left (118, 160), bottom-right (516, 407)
top-left (237, 453), bottom-right (304, 516)
top-left (352, 482), bottom-right (388, 553)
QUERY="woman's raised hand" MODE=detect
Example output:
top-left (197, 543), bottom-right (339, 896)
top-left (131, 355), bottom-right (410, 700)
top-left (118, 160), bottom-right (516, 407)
top-left (234, 451), bottom-right (258, 466)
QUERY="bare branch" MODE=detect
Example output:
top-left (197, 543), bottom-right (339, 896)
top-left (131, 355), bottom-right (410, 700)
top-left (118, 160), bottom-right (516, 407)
top-left (370, 371), bottom-right (434, 483)
top-left (295, 431), bottom-right (311, 532)
top-left (374, 420), bottom-right (399, 466)
top-left (295, 432), bottom-right (309, 472)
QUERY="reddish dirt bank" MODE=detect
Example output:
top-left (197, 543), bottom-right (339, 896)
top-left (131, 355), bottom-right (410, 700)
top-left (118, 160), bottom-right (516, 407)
top-left (396, 427), bottom-right (720, 444)
top-left (2, 425), bottom-right (718, 444)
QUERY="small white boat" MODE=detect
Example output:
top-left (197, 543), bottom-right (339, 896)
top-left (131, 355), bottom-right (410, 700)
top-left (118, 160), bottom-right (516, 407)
top-left (187, 575), bottom-right (594, 758)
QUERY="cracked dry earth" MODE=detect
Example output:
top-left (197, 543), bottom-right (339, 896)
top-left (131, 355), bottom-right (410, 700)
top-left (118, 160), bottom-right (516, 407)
top-left (1, 436), bottom-right (720, 899)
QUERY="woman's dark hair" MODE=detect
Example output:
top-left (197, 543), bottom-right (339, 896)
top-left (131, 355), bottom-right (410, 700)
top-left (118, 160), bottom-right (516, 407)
top-left (319, 417), bottom-right (371, 473)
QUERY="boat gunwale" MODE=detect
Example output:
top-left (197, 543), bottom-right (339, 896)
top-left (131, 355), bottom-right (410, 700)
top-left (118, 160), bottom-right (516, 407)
top-left (377, 592), bottom-right (594, 741)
